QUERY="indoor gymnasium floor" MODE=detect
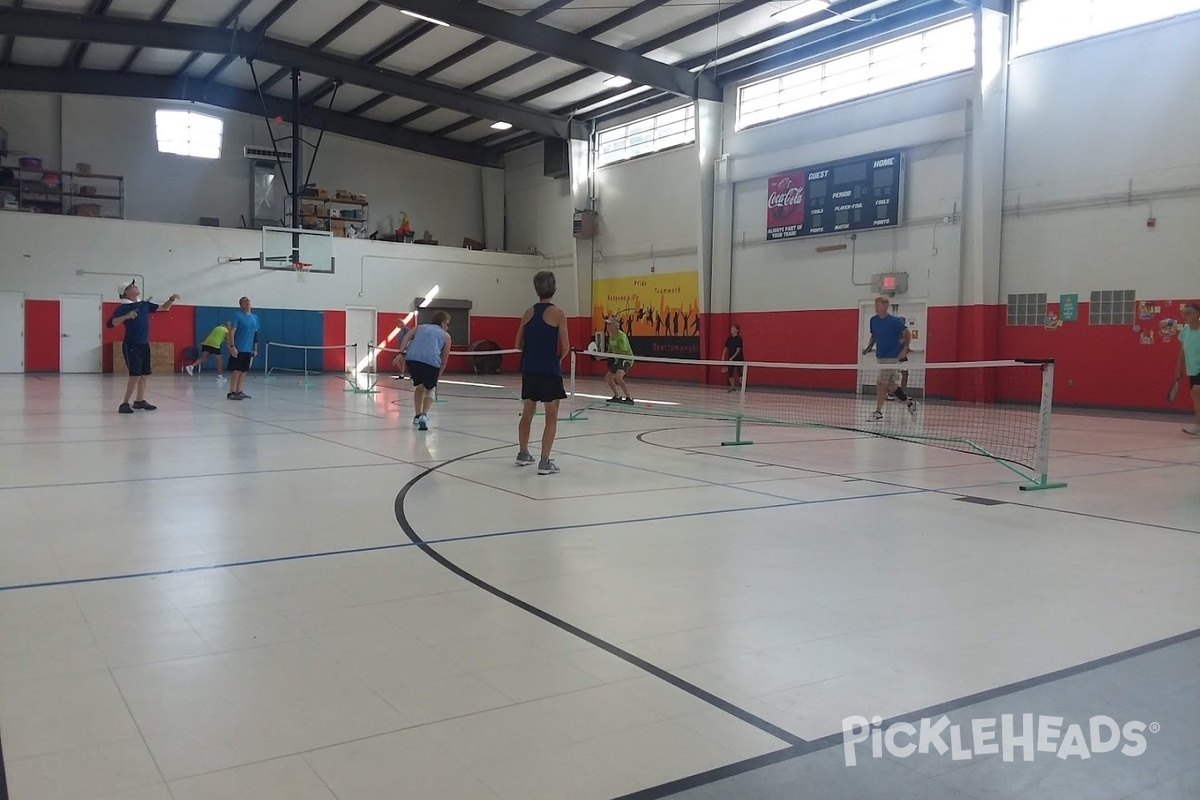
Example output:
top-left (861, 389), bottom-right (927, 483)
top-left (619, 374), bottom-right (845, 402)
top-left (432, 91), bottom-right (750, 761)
top-left (0, 372), bottom-right (1197, 800)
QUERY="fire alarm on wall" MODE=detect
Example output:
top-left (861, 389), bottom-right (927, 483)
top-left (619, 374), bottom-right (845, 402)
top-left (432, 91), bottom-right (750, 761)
top-left (1146, 217), bottom-right (1156, 228)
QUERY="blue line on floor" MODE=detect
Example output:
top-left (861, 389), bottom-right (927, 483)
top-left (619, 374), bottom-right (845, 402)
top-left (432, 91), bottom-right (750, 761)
top-left (0, 486), bottom-right (928, 594)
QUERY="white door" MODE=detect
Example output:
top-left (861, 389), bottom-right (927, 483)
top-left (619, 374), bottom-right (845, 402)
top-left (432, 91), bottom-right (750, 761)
top-left (858, 298), bottom-right (927, 396)
top-left (0, 292), bottom-right (24, 373)
top-left (344, 306), bottom-right (377, 374)
top-left (60, 294), bottom-right (103, 374)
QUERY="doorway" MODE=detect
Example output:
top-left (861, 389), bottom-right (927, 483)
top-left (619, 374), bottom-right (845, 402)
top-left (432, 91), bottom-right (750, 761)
top-left (0, 292), bottom-right (24, 373)
top-left (60, 294), bottom-right (103, 374)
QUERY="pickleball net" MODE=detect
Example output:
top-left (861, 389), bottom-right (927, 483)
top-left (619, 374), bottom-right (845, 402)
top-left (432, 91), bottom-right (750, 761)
top-left (568, 350), bottom-right (1063, 490)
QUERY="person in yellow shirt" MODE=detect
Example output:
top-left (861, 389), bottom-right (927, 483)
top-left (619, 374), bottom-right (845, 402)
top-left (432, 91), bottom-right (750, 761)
top-left (184, 322), bottom-right (231, 382)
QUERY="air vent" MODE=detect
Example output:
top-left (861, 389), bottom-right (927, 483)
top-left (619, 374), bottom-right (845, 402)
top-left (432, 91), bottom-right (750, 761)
top-left (243, 145), bottom-right (292, 162)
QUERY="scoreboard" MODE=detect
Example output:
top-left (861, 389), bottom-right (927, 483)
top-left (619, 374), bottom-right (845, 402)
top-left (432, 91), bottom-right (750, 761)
top-left (766, 150), bottom-right (904, 240)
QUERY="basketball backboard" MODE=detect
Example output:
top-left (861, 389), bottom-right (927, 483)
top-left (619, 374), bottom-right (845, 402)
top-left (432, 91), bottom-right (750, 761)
top-left (261, 227), bottom-right (335, 274)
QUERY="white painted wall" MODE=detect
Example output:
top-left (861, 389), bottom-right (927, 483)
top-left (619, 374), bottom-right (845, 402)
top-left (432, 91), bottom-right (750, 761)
top-left (591, 145), bottom-right (701, 280)
top-left (1000, 13), bottom-right (1200, 299)
top-left (0, 213), bottom-right (571, 318)
top-left (1, 91), bottom-right (484, 244)
top-left (503, 143), bottom-right (574, 258)
top-left (719, 75), bottom-right (973, 314)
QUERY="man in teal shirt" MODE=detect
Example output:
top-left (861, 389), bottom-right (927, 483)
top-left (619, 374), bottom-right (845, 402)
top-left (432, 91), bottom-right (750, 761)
top-left (1177, 302), bottom-right (1200, 436)
top-left (227, 297), bottom-right (260, 401)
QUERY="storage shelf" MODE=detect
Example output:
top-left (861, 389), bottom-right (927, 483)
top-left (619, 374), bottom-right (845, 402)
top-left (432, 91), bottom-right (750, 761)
top-left (0, 165), bottom-right (125, 218)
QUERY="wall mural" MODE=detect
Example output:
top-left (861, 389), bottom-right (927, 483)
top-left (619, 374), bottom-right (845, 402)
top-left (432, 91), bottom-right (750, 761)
top-left (592, 271), bottom-right (701, 359)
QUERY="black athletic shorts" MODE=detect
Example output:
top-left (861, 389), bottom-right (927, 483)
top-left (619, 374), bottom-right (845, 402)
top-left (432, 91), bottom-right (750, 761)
top-left (407, 360), bottom-right (440, 390)
top-left (228, 353), bottom-right (253, 373)
top-left (122, 343), bottom-right (152, 377)
top-left (201, 345), bottom-right (221, 355)
top-left (728, 362), bottom-right (743, 377)
top-left (1190, 373), bottom-right (1200, 388)
top-left (607, 358), bottom-right (632, 375)
top-left (522, 373), bottom-right (567, 403)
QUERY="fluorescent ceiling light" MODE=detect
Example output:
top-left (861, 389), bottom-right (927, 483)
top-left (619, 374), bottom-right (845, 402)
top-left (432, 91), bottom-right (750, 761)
top-left (401, 9), bottom-right (449, 26)
top-left (490, 121), bottom-right (513, 131)
top-left (771, 0), bottom-right (830, 23)
top-left (603, 76), bottom-right (633, 88)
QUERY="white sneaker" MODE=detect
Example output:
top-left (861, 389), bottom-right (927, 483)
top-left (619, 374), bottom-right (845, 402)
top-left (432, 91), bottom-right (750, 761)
top-left (417, 414), bottom-right (428, 431)
top-left (216, 375), bottom-right (227, 383)
top-left (870, 411), bottom-right (884, 422)
top-left (537, 458), bottom-right (560, 475)
top-left (1184, 425), bottom-right (1200, 437)
top-left (907, 400), bottom-right (918, 416)
top-left (183, 365), bottom-right (194, 376)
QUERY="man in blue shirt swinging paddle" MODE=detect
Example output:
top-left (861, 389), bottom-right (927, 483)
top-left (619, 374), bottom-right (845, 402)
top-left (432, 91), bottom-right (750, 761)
top-left (107, 281), bottom-right (180, 414)
top-left (862, 296), bottom-right (917, 421)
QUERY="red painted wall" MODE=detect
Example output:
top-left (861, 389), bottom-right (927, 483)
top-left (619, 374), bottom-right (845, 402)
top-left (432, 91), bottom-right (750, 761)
top-left (998, 299), bottom-right (1191, 411)
top-left (100, 302), bottom-right (195, 373)
top-left (322, 310), bottom-right (345, 372)
top-left (24, 299), bottom-right (60, 372)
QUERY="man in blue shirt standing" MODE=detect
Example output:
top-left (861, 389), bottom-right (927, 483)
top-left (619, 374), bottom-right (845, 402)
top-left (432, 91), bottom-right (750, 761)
top-left (108, 281), bottom-right (179, 414)
top-left (862, 296), bottom-right (917, 421)
top-left (227, 296), bottom-right (260, 401)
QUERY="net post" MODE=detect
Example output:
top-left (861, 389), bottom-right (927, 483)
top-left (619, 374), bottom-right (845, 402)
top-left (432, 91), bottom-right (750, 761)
top-left (566, 349), bottom-right (587, 422)
top-left (1020, 360), bottom-right (1066, 491)
top-left (345, 343), bottom-right (377, 394)
top-left (263, 343), bottom-right (270, 379)
top-left (722, 362), bottom-right (753, 446)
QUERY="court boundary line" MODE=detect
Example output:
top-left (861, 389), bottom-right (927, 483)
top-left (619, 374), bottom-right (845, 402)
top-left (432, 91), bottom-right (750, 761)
top-left (635, 426), bottom-right (1200, 537)
top-left (393, 444), bottom-right (810, 749)
top-left (389, 438), bottom-right (1200, 800)
top-left (607, 626), bottom-right (1200, 799)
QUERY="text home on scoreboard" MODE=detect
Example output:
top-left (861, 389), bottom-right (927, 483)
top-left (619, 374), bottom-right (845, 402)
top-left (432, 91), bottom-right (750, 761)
top-left (766, 150), bottom-right (905, 240)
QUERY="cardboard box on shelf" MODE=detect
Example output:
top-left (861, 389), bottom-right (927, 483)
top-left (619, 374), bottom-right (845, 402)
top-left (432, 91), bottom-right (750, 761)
top-left (76, 162), bottom-right (93, 175)
top-left (79, 185), bottom-right (98, 196)
top-left (301, 203), bottom-right (320, 217)
top-left (71, 203), bottom-right (102, 217)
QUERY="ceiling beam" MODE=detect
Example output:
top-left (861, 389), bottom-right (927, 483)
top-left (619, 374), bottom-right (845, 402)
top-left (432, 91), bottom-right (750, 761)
top-left (0, 65), bottom-right (498, 167)
top-left (0, 7), bottom-right (587, 139)
top-left (0, 0), bottom-right (21, 69)
top-left (203, 0), bottom-right (301, 84)
top-left (175, 0), bottom-right (256, 77)
top-left (347, 0), bottom-right (575, 120)
top-left (389, 0), bottom-right (676, 129)
top-left (299, 18), bottom-right (440, 108)
top-left (62, 0), bottom-right (112, 70)
top-left (118, 0), bottom-right (176, 73)
top-left (371, 0), bottom-right (721, 101)
top-left (257, 2), bottom-right (376, 92)
top-left (427, 0), bottom-right (775, 139)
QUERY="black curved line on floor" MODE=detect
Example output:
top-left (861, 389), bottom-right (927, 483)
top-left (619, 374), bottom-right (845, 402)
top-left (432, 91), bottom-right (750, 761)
top-left (393, 443), bottom-right (807, 749)
top-left (0, 721), bottom-right (8, 800)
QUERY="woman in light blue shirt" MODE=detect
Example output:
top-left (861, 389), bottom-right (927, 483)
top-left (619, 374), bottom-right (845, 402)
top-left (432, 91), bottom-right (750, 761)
top-left (393, 311), bottom-right (451, 431)
top-left (1177, 302), bottom-right (1200, 436)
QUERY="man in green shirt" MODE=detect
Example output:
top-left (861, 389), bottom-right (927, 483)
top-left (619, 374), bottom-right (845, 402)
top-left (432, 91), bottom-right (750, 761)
top-left (184, 322), bottom-right (231, 382)
top-left (604, 317), bottom-right (635, 404)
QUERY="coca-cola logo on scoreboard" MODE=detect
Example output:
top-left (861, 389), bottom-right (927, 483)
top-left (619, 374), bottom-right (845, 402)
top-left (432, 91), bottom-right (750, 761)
top-left (767, 171), bottom-right (806, 239)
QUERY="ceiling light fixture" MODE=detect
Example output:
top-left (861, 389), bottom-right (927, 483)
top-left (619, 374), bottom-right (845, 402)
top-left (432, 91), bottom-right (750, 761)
top-left (401, 9), bottom-right (450, 26)
top-left (490, 121), bottom-right (513, 131)
top-left (771, 0), bottom-right (831, 23)
top-left (603, 76), bottom-right (633, 88)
